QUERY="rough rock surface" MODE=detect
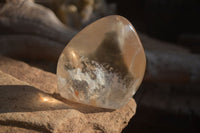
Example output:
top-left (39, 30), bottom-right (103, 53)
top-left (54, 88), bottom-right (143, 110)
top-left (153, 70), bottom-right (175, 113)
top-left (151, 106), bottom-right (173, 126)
top-left (0, 56), bottom-right (136, 133)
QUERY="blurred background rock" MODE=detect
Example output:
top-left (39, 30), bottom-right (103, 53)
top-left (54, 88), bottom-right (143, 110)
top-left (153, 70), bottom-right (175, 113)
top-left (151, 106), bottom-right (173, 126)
top-left (0, 0), bottom-right (200, 133)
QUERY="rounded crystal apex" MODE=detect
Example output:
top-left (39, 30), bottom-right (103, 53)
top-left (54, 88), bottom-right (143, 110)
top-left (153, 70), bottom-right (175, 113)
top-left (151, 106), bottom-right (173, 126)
top-left (57, 15), bottom-right (146, 109)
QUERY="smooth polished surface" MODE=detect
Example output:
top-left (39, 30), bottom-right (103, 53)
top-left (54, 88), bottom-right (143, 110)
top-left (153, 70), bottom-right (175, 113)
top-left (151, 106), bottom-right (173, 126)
top-left (57, 15), bottom-right (146, 109)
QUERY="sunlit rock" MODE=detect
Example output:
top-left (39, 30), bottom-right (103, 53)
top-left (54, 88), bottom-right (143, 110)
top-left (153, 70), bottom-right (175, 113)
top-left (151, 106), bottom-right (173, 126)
top-left (57, 15), bottom-right (146, 109)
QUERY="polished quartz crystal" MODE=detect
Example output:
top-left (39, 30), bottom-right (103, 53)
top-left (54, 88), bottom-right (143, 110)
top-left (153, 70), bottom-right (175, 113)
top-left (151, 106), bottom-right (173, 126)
top-left (57, 15), bottom-right (146, 109)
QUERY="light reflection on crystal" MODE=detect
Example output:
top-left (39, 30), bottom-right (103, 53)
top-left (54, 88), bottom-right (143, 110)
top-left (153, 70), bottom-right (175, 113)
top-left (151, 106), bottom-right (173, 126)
top-left (57, 15), bottom-right (146, 109)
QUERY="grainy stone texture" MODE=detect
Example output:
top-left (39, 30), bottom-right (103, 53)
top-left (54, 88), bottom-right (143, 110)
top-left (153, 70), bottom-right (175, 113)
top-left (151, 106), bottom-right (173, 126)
top-left (0, 56), bottom-right (136, 133)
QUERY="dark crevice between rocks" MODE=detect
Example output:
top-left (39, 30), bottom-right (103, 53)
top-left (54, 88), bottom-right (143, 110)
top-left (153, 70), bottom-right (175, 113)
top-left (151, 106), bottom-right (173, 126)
top-left (92, 123), bottom-right (106, 133)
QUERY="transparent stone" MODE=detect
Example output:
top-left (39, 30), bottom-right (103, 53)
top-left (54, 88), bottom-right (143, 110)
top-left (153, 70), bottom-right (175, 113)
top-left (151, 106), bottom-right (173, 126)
top-left (57, 15), bottom-right (146, 109)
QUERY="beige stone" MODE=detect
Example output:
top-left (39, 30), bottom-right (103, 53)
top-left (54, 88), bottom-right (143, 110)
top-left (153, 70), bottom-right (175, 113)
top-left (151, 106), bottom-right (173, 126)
top-left (0, 56), bottom-right (136, 133)
top-left (0, 56), bottom-right (57, 94)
